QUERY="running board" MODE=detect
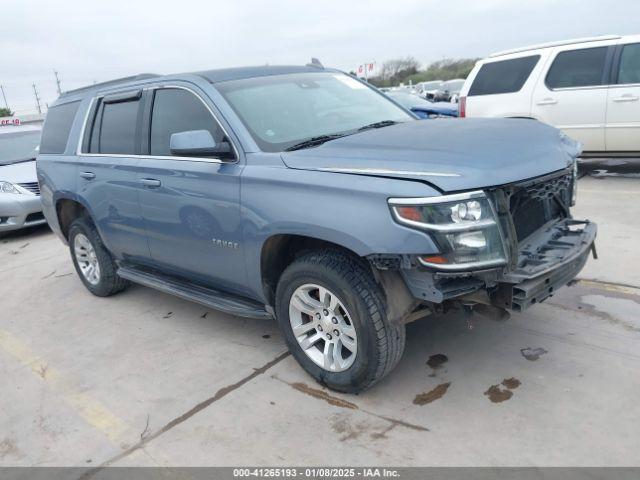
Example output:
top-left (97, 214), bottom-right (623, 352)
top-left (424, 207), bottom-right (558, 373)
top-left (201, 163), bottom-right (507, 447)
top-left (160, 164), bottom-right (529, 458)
top-left (117, 266), bottom-right (272, 320)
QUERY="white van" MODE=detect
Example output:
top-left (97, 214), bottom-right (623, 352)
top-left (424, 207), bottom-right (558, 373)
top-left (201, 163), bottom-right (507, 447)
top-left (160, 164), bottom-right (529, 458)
top-left (460, 35), bottom-right (640, 155)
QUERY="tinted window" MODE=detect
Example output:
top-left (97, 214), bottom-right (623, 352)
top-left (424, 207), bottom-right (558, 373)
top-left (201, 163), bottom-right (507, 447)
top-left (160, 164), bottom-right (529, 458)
top-left (617, 43), bottom-right (640, 84)
top-left (546, 47), bottom-right (608, 89)
top-left (469, 56), bottom-right (540, 96)
top-left (96, 99), bottom-right (139, 155)
top-left (39, 101), bottom-right (80, 154)
top-left (150, 89), bottom-right (223, 156)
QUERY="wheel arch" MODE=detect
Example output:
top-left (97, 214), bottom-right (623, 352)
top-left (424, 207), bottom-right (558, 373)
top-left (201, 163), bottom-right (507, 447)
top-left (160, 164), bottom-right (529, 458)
top-left (54, 196), bottom-right (92, 242)
top-left (259, 233), bottom-right (369, 308)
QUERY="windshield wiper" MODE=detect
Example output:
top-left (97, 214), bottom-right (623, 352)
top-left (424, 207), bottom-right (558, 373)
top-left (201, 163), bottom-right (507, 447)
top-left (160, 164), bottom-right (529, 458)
top-left (284, 134), bottom-right (349, 151)
top-left (357, 120), bottom-right (398, 131)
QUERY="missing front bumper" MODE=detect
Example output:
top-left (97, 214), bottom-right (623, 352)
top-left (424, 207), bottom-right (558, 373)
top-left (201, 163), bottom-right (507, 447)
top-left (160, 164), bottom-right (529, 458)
top-left (492, 219), bottom-right (597, 311)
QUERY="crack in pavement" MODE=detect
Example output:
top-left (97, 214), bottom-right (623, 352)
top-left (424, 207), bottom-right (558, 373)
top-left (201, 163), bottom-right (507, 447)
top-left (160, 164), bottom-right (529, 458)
top-left (272, 375), bottom-right (429, 433)
top-left (78, 351), bottom-right (290, 479)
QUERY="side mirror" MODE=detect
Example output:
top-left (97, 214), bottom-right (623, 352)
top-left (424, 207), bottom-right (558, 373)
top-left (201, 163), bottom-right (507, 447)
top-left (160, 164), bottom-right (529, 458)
top-left (170, 130), bottom-right (232, 157)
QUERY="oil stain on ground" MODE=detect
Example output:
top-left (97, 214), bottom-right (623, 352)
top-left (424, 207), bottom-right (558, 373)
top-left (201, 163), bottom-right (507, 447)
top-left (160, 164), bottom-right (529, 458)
top-left (427, 354), bottom-right (448, 369)
top-left (413, 382), bottom-right (451, 405)
top-left (521, 347), bottom-right (548, 361)
top-left (427, 353), bottom-right (448, 377)
top-left (290, 382), bottom-right (358, 409)
top-left (502, 377), bottom-right (521, 389)
top-left (484, 377), bottom-right (522, 403)
top-left (275, 377), bottom-right (429, 433)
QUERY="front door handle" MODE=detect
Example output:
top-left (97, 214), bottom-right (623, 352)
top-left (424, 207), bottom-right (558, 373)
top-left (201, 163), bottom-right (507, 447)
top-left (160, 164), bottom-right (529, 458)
top-left (80, 171), bottom-right (95, 180)
top-left (536, 98), bottom-right (558, 106)
top-left (613, 94), bottom-right (639, 102)
top-left (140, 178), bottom-right (161, 187)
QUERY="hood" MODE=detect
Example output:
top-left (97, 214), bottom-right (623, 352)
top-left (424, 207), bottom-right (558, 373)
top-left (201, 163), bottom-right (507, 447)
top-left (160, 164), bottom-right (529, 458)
top-left (281, 119), bottom-right (578, 192)
top-left (0, 159), bottom-right (37, 184)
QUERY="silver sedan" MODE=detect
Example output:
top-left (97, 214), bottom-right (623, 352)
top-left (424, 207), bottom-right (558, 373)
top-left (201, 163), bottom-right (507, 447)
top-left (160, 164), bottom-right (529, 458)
top-left (0, 126), bottom-right (45, 233)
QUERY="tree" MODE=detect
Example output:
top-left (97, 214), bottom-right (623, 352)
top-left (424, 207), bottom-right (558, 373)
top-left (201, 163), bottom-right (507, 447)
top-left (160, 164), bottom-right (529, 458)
top-left (405, 58), bottom-right (477, 84)
top-left (368, 57), bottom-right (478, 88)
top-left (378, 56), bottom-right (420, 84)
top-left (0, 107), bottom-right (13, 117)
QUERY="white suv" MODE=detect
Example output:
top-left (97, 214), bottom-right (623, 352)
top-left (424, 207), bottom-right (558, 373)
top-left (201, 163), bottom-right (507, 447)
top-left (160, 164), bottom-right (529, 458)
top-left (459, 35), bottom-right (640, 155)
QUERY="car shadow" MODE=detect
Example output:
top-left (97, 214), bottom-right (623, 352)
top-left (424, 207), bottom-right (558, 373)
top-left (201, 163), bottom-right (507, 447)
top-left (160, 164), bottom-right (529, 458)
top-left (0, 224), bottom-right (51, 242)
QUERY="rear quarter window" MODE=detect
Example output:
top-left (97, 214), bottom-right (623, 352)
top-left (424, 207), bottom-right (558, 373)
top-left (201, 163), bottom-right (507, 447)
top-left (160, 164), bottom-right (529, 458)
top-left (39, 101), bottom-right (81, 154)
top-left (468, 56), bottom-right (540, 96)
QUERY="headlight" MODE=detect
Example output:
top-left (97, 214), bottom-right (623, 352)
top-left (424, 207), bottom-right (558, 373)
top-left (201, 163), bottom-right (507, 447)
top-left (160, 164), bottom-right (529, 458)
top-left (389, 191), bottom-right (507, 270)
top-left (0, 181), bottom-right (22, 194)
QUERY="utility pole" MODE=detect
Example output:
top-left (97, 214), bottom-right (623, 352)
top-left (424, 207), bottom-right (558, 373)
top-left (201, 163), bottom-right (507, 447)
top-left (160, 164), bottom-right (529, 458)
top-left (0, 85), bottom-right (9, 111)
top-left (53, 69), bottom-right (63, 95)
top-left (32, 83), bottom-right (42, 114)
top-left (359, 61), bottom-right (375, 82)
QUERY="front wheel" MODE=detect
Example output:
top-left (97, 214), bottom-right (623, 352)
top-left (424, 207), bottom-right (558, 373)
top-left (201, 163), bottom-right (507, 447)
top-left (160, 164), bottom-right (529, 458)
top-left (275, 249), bottom-right (406, 393)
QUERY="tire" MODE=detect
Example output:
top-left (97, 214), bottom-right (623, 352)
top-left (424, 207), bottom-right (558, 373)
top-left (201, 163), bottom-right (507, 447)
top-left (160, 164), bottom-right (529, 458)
top-left (68, 216), bottom-right (129, 297)
top-left (275, 249), bottom-right (406, 393)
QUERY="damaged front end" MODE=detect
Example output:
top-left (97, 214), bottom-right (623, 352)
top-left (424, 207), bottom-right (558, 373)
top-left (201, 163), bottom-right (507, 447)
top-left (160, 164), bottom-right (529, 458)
top-left (376, 166), bottom-right (597, 320)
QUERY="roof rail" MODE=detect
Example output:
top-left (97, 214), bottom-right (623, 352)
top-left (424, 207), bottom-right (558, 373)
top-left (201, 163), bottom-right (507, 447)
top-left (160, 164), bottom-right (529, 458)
top-left (60, 73), bottom-right (160, 97)
top-left (489, 35), bottom-right (620, 58)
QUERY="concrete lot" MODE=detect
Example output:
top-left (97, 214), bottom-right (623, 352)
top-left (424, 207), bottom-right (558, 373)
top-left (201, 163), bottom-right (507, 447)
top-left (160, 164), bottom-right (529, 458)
top-left (1, 176), bottom-right (639, 468)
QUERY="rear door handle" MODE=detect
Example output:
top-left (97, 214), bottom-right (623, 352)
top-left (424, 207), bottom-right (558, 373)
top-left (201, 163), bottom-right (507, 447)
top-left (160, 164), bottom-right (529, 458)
top-left (80, 171), bottom-right (95, 180)
top-left (536, 98), bottom-right (558, 106)
top-left (140, 178), bottom-right (161, 187)
top-left (613, 94), bottom-right (639, 102)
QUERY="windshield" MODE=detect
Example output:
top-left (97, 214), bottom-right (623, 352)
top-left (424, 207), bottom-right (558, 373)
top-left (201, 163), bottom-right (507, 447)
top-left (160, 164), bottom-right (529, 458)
top-left (216, 72), bottom-right (413, 152)
top-left (0, 130), bottom-right (41, 165)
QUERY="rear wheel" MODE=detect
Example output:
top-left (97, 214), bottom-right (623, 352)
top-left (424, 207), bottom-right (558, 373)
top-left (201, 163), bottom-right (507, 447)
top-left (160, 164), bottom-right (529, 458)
top-left (275, 249), bottom-right (405, 393)
top-left (68, 216), bottom-right (129, 297)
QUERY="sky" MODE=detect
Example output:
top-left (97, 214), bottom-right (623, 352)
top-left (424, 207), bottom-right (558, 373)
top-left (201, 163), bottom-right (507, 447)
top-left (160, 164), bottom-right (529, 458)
top-left (1, 0), bottom-right (639, 115)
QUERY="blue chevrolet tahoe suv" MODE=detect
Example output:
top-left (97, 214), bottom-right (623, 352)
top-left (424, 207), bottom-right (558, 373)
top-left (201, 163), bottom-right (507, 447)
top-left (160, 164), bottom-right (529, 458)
top-left (36, 65), bottom-right (596, 392)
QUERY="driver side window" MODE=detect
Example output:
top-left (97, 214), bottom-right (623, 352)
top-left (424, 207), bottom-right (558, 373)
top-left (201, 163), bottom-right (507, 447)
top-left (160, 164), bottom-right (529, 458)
top-left (149, 88), bottom-right (225, 156)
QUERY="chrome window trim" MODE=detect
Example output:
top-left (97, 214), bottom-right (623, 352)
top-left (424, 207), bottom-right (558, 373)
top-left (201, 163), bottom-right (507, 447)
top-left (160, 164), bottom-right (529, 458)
top-left (76, 84), bottom-right (239, 164)
top-left (545, 85), bottom-right (609, 92)
top-left (609, 82), bottom-right (640, 88)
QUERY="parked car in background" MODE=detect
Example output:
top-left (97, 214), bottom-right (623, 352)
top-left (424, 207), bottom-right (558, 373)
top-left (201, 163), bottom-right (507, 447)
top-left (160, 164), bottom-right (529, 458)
top-left (416, 80), bottom-right (443, 99)
top-left (0, 124), bottom-right (45, 233)
top-left (386, 91), bottom-right (458, 118)
top-left (460, 34), bottom-right (640, 155)
top-left (432, 79), bottom-right (465, 102)
top-left (38, 65), bottom-right (594, 393)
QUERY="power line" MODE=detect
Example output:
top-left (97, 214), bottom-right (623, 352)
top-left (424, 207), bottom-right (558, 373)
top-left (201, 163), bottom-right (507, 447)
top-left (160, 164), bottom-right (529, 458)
top-left (32, 83), bottom-right (42, 114)
top-left (0, 85), bottom-right (9, 111)
top-left (53, 69), bottom-right (62, 95)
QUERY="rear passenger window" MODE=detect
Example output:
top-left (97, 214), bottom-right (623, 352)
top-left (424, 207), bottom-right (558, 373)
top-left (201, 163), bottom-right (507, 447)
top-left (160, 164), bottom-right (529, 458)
top-left (40, 101), bottom-right (80, 154)
top-left (92, 98), bottom-right (140, 155)
top-left (617, 43), bottom-right (640, 84)
top-left (150, 88), bottom-right (224, 156)
top-left (468, 56), bottom-right (540, 96)
top-left (546, 47), bottom-right (608, 89)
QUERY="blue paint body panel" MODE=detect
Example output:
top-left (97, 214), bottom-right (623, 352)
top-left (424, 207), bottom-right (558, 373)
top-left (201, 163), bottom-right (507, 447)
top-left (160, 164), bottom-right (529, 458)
top-left (37, 66), bottom-right (583, 306)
